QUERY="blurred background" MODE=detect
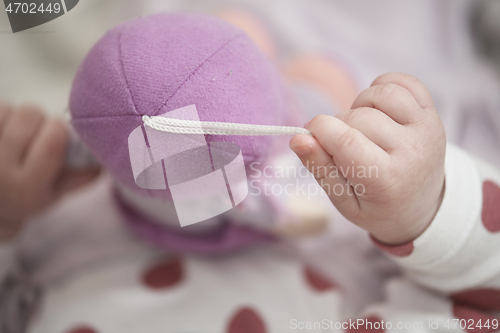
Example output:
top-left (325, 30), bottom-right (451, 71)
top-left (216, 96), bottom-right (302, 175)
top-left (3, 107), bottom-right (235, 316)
top-left (1, 0), bottom-right (500, 321)
top-left (1, 0), bottom-right (500, 165)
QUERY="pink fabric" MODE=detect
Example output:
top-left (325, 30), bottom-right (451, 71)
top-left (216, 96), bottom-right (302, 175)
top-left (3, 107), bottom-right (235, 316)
top-left (68, 13), bottom-right (288, 251)
top-left (69, 12), bottom-right (288, 201)
top-left (113, 188), bottom-right (275, 255)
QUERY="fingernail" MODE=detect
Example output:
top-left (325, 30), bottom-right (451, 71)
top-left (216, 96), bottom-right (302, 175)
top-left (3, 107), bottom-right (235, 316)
top-left (290, 144), bottom-right (312, 158)
top-left (303, 121), bottom-right (310, 129)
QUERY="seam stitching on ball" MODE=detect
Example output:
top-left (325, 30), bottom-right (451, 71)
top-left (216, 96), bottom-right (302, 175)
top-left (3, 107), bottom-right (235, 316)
top-left (153, 33), bottom-right (246, 117)
top-left (118, 30), bottom-right (140, 117)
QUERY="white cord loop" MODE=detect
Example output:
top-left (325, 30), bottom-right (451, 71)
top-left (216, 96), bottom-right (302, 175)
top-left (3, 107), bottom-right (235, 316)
top-left (142, 115), bottom-right (312, 136)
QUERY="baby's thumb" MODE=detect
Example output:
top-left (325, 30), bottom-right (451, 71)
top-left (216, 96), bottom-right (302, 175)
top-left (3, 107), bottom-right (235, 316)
top-left (289, 134), bottom-right (360, 215)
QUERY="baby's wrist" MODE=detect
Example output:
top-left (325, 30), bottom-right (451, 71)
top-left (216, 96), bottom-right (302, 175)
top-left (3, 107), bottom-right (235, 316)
top-left (0, 216), bottom-right (24, 241)
top-left (370, 181), bottom-right (445, 246)
top-left (370, 223), bottom-right (428, 246)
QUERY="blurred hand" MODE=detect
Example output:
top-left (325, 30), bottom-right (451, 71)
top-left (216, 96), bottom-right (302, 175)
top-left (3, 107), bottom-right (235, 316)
top-left (289, 73), bottom-right (446, 245)
top-left (0, 104), bottom-right (100, 240)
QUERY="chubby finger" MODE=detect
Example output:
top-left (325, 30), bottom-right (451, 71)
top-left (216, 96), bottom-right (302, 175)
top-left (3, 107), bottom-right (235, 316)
top-left (23, 119), bottom-right (68, 188)
top-left (0, 105), bottom-right (45, 164)
top-left (289, 133), bottom-right (359, 213)
top-left (306, 115), bottom-right (390, 187)
top-left (0, 104), bottom-right (13, 137)
top-left (371, 72), bottom-right (435, 110)
top-left (351, 83), bottom-right (424, 125)
top-left (54, 167), bottom-right (101, 197)
top-left (336, 107), bottom-right (405, 150)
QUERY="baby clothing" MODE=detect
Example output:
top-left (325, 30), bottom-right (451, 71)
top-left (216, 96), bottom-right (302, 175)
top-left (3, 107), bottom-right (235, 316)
top-left (0, 145), bottom-right (499, 333)
top-left (1, 1), bottom-right (500, 332)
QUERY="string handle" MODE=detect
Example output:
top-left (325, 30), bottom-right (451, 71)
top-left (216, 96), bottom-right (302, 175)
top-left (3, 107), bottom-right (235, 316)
top-left (142, 115), bottom-right (312, 136)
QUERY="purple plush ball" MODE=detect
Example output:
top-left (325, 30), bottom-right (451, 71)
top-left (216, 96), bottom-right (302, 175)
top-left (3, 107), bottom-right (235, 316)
top-left (69, 12), bottom-right (288, 200)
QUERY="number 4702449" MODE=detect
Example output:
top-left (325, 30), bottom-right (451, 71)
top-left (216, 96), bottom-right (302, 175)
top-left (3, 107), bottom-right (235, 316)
top-left (5, 2), bottom-right (62, 14)
top-left (444, 319), bottom-right (499, 330)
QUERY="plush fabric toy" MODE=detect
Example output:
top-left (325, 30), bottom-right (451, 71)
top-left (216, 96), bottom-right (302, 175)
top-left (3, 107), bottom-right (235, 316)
top-left (69, 12), bottom-right (294, 253)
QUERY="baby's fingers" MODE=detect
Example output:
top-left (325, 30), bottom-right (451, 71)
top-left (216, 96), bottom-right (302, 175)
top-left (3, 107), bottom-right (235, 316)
top-left (336, 107), bottom-right (405, 151)
top-left (351, 83), bottom-right (424, 125)
top-left (0, 104), bottom-right (12, 135)
top-left (54, 167), bottom-right (101, 197)
top-left (289, 133), bottom-right (359, 214)
top-left (371, 72), bottom-right (435, 110)
top-left (23, 119), bottom-right (68, 189)
top-left (0, 105), bottom-right (44, 165)
top-left (306, 115), bottom-right (390, 188)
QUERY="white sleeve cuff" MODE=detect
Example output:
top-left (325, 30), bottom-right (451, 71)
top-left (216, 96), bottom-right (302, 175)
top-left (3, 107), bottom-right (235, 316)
top-left (392, 144), bottom-right (482, 271)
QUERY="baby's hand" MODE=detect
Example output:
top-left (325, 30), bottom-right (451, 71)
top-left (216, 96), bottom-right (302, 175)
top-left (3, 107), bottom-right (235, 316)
top-left (290, 73), bottom-right (446, 245)
top-left (0, 104), bottom-right (99, 240)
